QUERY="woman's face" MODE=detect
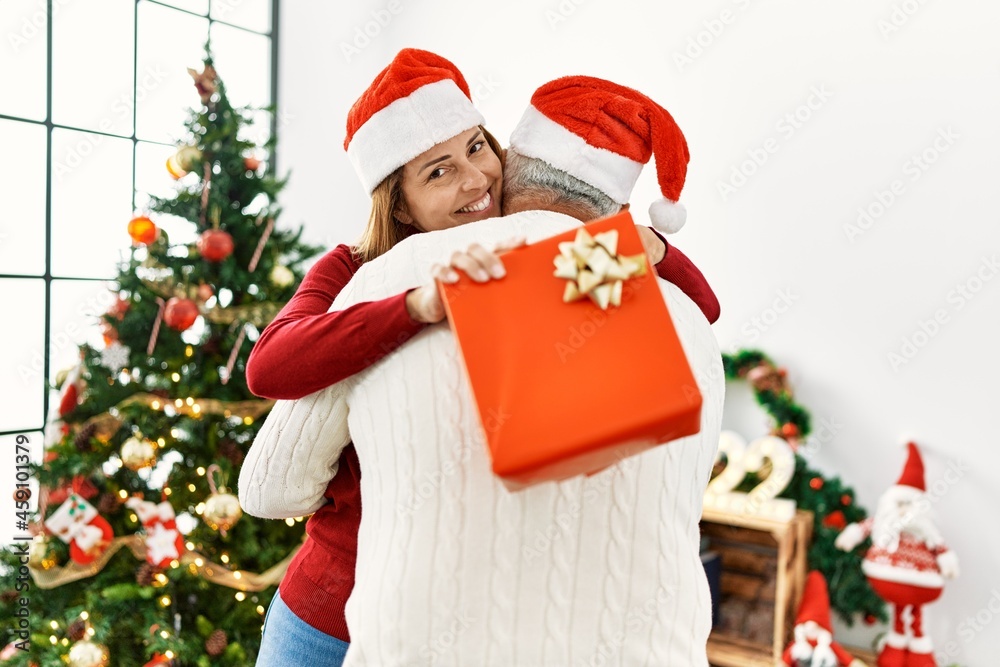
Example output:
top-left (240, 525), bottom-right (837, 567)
top-left (397, 127), bottom-right (503, 232)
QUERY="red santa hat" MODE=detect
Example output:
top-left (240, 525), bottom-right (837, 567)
top-left (509, 75), bottom-right (690, 234)
top-left (795, 570), bottom-right (834, 634)
top-left (344, 48), bottom-right (485, 194)
top-left (896, 441), bottom-right (927, 492)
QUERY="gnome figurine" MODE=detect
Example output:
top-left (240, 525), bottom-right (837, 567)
top-left (783, 570), bottom-right (866, 667)
top-left (835, 442), bottom-right (959, 667)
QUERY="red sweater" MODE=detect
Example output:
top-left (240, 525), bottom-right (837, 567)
top-left (249, 233), bottom-right (719, 641)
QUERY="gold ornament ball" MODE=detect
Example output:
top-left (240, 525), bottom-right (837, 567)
top-left (121, 437), bottom-right (157, 471)
top-left (28, 534), bottom-right (53, 570)
top-left (203, 492), bottom-right (242, 531)
top-left (67, 639), bottom-right (109, 667)
top-left (270, 264), bottom-right (295, 288)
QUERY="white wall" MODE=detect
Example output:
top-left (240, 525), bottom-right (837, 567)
top-left (278, 1), bottom-right (1000, 663)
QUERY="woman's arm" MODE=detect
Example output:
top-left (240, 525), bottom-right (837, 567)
top-left (246, 244), bottom-right (428, 400)
top-left (645, 227), bottom-right (721, 324)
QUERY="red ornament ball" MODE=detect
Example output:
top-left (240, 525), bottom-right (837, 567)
top-left (244, 155), bottom-right (261, 172)
top-left (101, 321), bottom-right (118, 346)
top-left (841, 494), bottom-right (852, 506)
top-left (822, 510), bottom-right (848, 531)
top-left (164, 297), bottom-right (199, 331)
top-left (197, 229), bottom-right (234, 262)
top-left (780, 423), bottom-right (799, 438)
top-left (809, 477), bottom-right (824, 491)
top-left (109, 296), bottom-right (131, 320)
top-left (128, 216), bottom-right (159, 245)
top-left (196, 283), bottom-right (214, 302)
top-left (864, 614), bottom-right (878, 625)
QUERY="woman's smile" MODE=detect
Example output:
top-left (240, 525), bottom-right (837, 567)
top-left (456, 190), bottom-right (494, 215)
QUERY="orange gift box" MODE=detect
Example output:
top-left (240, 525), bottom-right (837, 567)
top-left (439, 211), bottom-right (703, 489)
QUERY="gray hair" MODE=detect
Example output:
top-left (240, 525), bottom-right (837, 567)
top-left (502, 148), bottom-right (621, 220)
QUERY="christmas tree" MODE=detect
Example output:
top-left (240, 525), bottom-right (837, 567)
top-left (722, 349), bottom-right (886, 626)
top-left (0, 51), bottom-right (322, 666)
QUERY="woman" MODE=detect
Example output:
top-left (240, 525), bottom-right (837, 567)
top-left (250, 49), bottom-right (719, 666)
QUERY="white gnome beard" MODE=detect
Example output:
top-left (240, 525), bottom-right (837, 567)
top-left (872, 492), bottom-right (942, 551)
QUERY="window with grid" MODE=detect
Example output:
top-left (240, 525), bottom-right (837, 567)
top-left (0, 0), bottom-right (278, 497)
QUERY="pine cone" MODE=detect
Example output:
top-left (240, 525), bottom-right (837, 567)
top-left (66, 618), bottom-right (87, 641)
top-left (136, 562), bottom-right (157, 586)
top-left (218, 439), bottom-right (244, 466)
top-left (97, 493), bottom-right (121, 516)
top-left (205, 628), bottom-right (228, 657)
top-left (74, 423), bottom-right (97, 452)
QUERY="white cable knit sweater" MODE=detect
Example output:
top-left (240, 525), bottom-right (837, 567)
top-left (240, 212), bottom-right (724, 666)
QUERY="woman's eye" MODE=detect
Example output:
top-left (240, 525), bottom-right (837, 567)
top-left (469, 141), bottom-right (485, 155)
top-left (428, 167), bottom-right (446, 180)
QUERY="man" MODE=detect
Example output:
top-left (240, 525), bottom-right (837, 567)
top-left (241, 76), bottom-right (722, 666)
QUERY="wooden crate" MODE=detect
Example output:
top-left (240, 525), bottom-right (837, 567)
top-left (701, 508), bottom-right (812, 667)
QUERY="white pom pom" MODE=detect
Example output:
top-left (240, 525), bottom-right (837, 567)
top-left (648, 199), bottom-right (686, 234)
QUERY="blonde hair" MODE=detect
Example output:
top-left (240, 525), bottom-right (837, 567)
top-left (352, 127), bottom-right (504, 265)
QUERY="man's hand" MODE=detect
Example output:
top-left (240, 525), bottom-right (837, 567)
top-left (636, 225), bottom-right (666, 265)
top-left (405, 237), bottom-right (527, 324)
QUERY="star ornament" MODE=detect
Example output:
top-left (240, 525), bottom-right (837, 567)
top-left (144, 522), bottom-right (181, 567)
top-left (99, 340), bottom-right (131, 371)
top-left (553, 228), bottom-right (647, 310)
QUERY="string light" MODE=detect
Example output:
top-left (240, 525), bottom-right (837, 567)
top-left (157, 438), bottom-right (166, 447)
top-left (194, 557), bottom-right (204, 567)
top-left (160, 596), bottom-right (171, 607)
top-left (220, 554), bottom-right (229, 564)
top-left (256, 605), bottom-right (265, 615)
top-left (86, 627), bottom-right (95, 637)
top-left (285, 518), bottom-right (295, 526)
top-left (80, 612), bottom-right (89, 620)
top-left (174, 399), bottom-right (183, 407)
top-left (170, 560), bottom-right (179, 569)
top-left (151, 400), bottom-right (161, 410)
top-left (49, 620), bottom-right (59, 630)
top-left (197, 467), bottom-right (206, 476)
top-left (163, 487), bottom-right (172, 496)
top-left (160, 630), bottom-right (169, 639)
top-left (186, 397), bottom-right (194, 406)
top-left (187, 484), bottom-right (196, 492)
top-left (233, 571), bottom-right (242, 580)
top-left (49, 636), bottom-right (57, 645)
top-left (165, 651), bottom-right (175, 660)
top-left (235, 592), bottom-right (246, 601)
top-left (118, 490), bottom-right (128, 499)
top-left (61, 638), bottom-right (69, 646)
top-left (185, 345), bottom-right (194, 357)
top-left (171, 372), bottom-right (180, 382)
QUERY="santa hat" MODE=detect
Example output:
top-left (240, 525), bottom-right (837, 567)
top-left (509, 76), bottom-right (690, 234)
top-left (344, 48), bottom-right (484, 194)
top-left (795, 570), bottom-right (834, 634)
top-left (896, 441), bottom-right (927, 492)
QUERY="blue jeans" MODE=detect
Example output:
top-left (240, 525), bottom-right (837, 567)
top-left (256, 590), bottom-right (349, 666)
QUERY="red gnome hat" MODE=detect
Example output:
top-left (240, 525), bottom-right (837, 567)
top-left (344, 48), bottom-right (484, 194)
top-left (509, 76), bottom-right (690, 234)
top-left (896, 441), bottom-right (927, 492)
top-left (796, 570), bottom-right (833, 632)
top-left (783, 571), bottom-right (863, 667)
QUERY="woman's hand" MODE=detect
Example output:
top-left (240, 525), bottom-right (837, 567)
top-left (635, 225), bottom-right (667, 266)
top-left (405, 237), bottom-right (527, 324)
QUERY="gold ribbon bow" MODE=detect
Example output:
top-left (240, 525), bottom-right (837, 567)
top-left (553, 229), bottom-right (647, 309)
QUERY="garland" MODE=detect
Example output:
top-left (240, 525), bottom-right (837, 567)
top-left (722, 349), bottom-right (886, 625)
